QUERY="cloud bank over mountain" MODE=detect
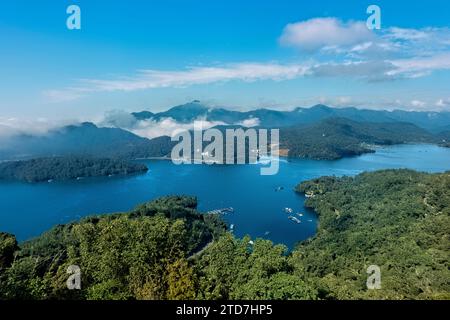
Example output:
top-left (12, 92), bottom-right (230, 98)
top-left (99, 107), bottom-right (259, 139)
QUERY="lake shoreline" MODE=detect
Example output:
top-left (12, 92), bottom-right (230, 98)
top-left (1, 144), bottom-right (449, 246)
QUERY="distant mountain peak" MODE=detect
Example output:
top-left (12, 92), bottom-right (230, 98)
top-left (310, 104), bottom-right (332, 111)
top-left (63, 122), bottom-right (97, 131)
top-left (171, 101), bottom-right (208, 110)
top-left (131, 111), bottom-right (154, 120)
top-left (80, 122), bottom-right (97, 127)
top-left (126, 101), bottom-right (450, 132)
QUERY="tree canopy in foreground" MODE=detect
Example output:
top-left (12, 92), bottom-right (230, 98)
top-left (0, 170), bottom-right (449, 300)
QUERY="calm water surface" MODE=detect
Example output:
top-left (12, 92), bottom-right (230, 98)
top-left (0, 144), bottom-right (449, 248)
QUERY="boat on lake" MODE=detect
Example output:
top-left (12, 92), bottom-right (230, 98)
top-left (288, 216), bottom-right (301, 224)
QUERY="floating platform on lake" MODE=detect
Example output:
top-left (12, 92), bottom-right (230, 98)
top-left (207, 207), bottom-right (234, 215)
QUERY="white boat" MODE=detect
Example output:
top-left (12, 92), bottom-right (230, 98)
top-left (288, 216), bottom-right (302, 224)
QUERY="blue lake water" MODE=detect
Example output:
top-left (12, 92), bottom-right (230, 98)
top-left (0, 144), bottom-right (449, 248)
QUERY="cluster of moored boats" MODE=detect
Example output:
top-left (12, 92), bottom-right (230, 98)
top-left (284, 207), bottom-right (313, 224)
top-left (208, 202), bottom-right (312, 236)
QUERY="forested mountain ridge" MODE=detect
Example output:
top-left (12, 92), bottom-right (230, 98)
top-left (1, 100), bottom-right (450, 162)
top-left (1, 170), bottom-right (449, 300)
top-left (132, 101), bottom-right (450, 132)
top-left (280, 118), bottom-right (439, 160)
top-left (0, 122), bottom-right (175, 161)
top-left (0, 116), bottom-right (447, 163)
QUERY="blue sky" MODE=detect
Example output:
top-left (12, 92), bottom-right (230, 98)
top-left (1, 0), bottom-right (450, 124)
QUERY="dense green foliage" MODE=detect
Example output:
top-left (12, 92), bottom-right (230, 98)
top-left (0, 233), bottom-right (18, 271)
top-left (0, 196), bottom-right (226, 299)
top-left (296, 169), bottom-right (450, 299)
top-left (0, 157), bottom-right (148, 182)
top-left (1, 170), bottom-right (449, 300)
top-left (280, 118), bottom-right (438, 160)
top-left (194, 234), bottom-right (318, 300)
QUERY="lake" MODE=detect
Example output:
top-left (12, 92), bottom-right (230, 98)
top-left (0, 144), bottom-right (449, 248)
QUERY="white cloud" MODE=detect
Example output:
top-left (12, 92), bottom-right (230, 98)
top-left (0, 117), bottom-right (73, 138)
top-left (410, 100), bottom-right (426, 108)
top-left (44, 55), bottom-right (450, 101)
top-left (279, 18), bottom-right (374, 52)
top-left (238, 117), bottom-right (260, 128)
top-left (99, 110), bottom-right (226, 139)
top-left (43, 19), bottom-right (450, 103)
top-left (43, 89), bottom-right (84, 103)
top-left (388, 53), bottom-right (450, 78)
top-left (84, 63), bottom-right (309, 92)
top-left (385, 27), bottom-right (429, 41)
top-left (436, 98), bottom-right (450, 108)
top-left (310, 60), bottom-right (395, 80)
top-left (45, 63), bottom-right (311, 102)
top-left (383, 27), bottom-right (450, 51)
top-left (129, 118), bottom-right (226, 139)
top-left (316, 96), bottom-right (354, 107)
top-left (100, 110), bottom-right (261, 138)
top-left (101, 110), bottom-right (138, 128)
top-left (278, 18), bottom-right (450, 61)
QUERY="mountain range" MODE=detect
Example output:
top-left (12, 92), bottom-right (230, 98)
top-left (1, 102), bottom-right (449, 161)
top-left (131, 100), bottom-right (450, 133)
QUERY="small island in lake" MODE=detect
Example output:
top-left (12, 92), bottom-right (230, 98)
top-left (0, 157), bottom-right (148, 183)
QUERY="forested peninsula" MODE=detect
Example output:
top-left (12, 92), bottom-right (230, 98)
top-left (0, 157), bottom-right (148, 183)
top-left (0, 170), bottom-right (448, 299)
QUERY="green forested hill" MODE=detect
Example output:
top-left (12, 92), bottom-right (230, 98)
top-left (1, 117), bottom-right (447, 162)
top-left (0, 170), bottom-right (449, 300)
top-left (0, 122), bottom-right (176, 161)
top-left (0, 157), bottom-right (148, 183)
top-left (296, 169), bottom-right (450, 299)
top-left (0, 196), bottom-right (226, 300)
top-left (280, 118), bottom-right (438, 160)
